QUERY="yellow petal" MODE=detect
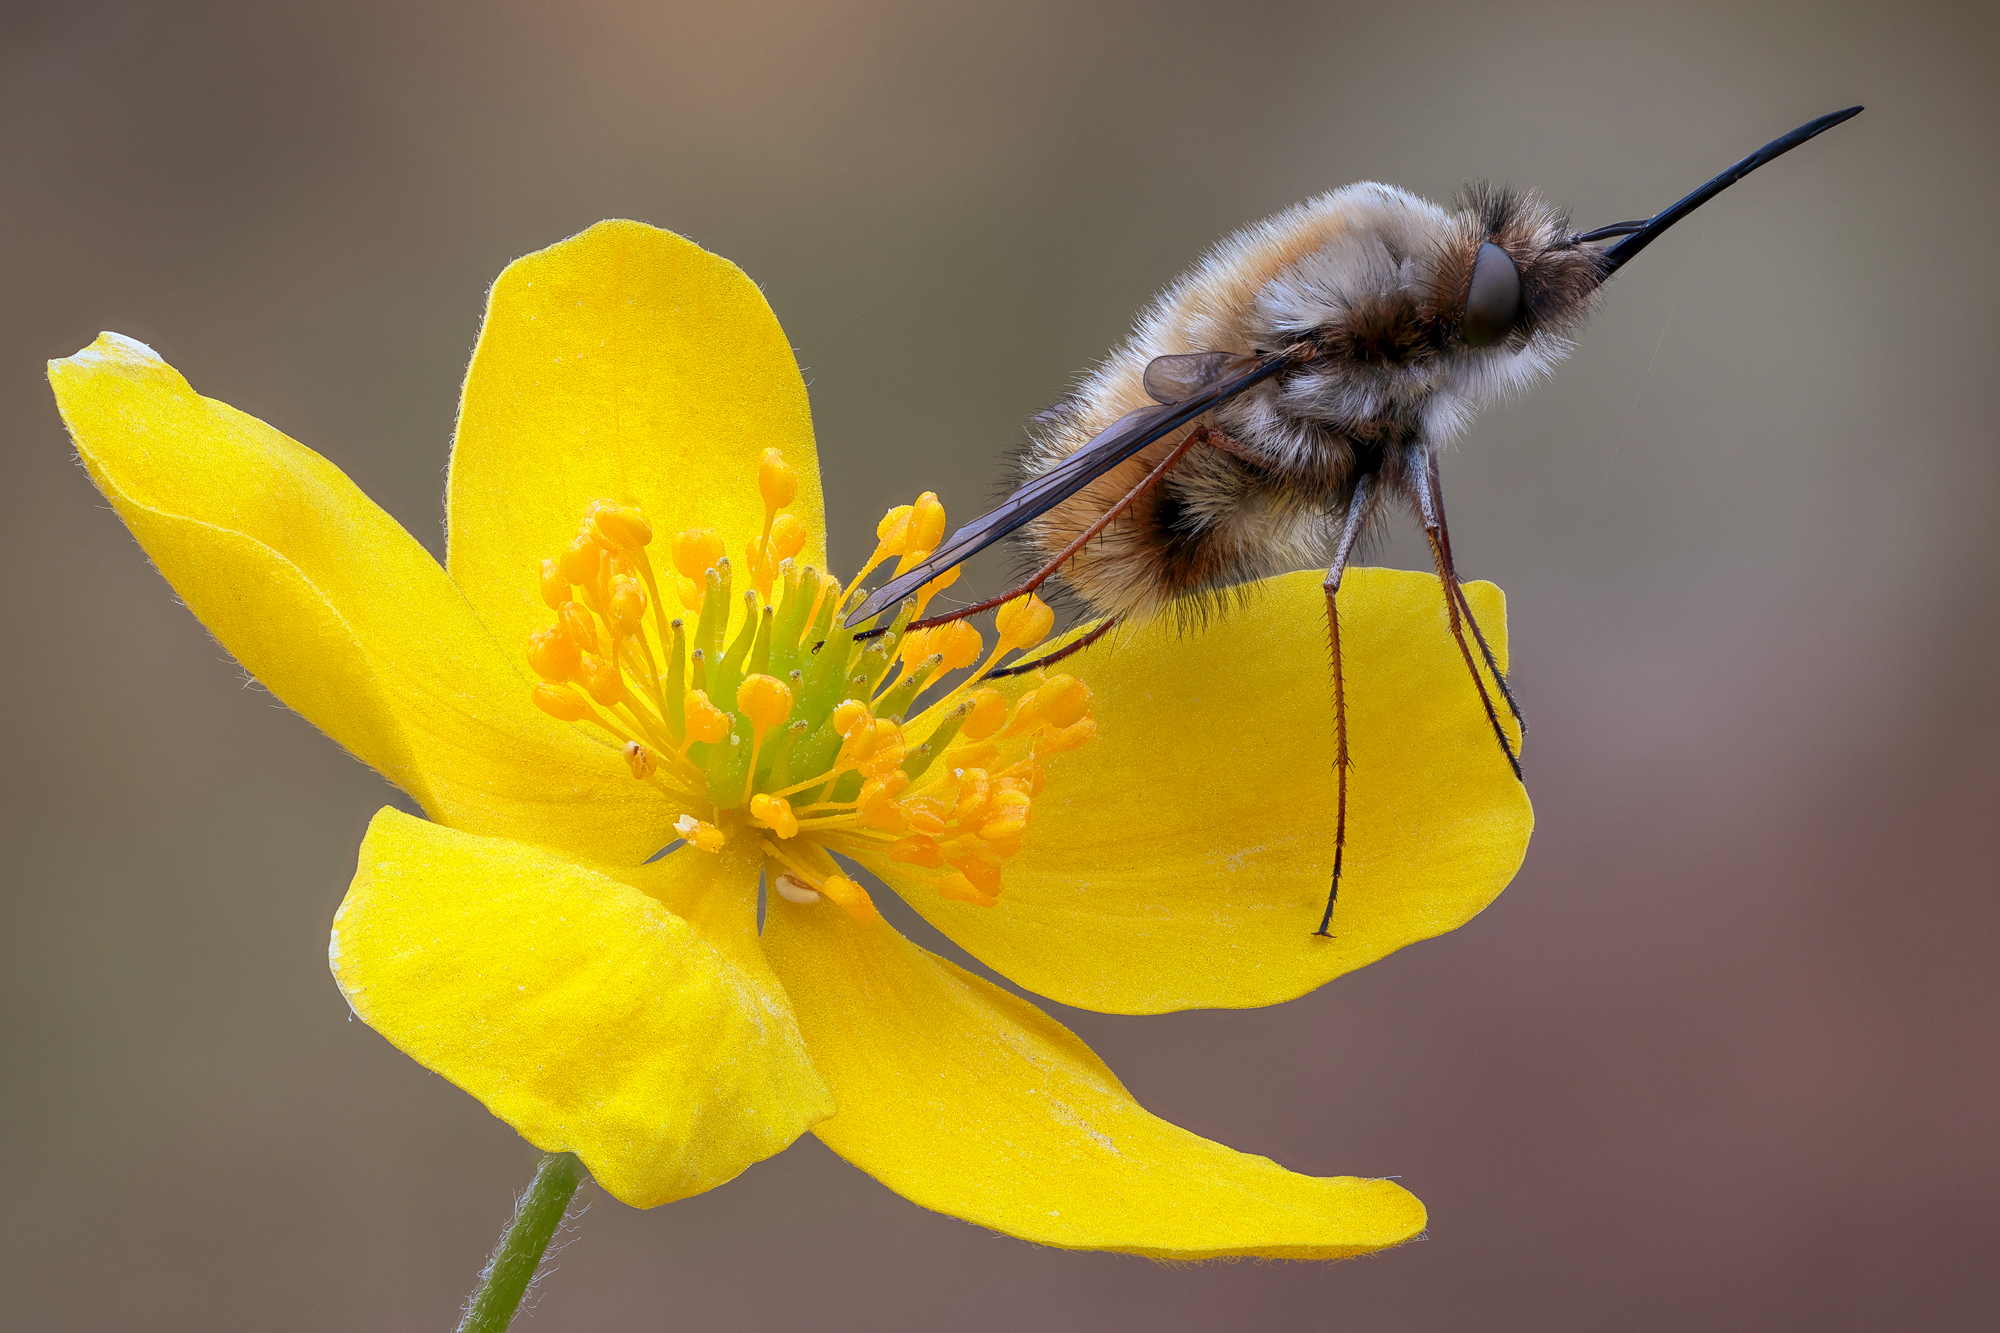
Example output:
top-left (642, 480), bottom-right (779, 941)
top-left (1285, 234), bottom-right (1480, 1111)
top-left (447, 220), bottom-right (825, 663)
top-left (48, 334), bottom-right (670, 864)
top-left (333, 809), bottom-right (832, 1208)
top-left (875, 567), bottom-right (1531, 1014)
top-left (761, 894), bottom-right (1423, 1258)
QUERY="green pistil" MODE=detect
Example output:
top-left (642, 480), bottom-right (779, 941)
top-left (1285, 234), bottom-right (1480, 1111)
top-left (711, 591), bottom-right (759, 711)
top-left (693, 560), bottom-right (730, 658)
top-left (874, 653), bottom-right (944, 720)
top-left (664, 620), bottom-right (687, 736)
top-left (903, 699), bottom-right (969, 780)
top-left (705, 728), bottom-right (747, 806)
top-left (761, 716), bottom-right (808, 793)
top-left (771, 562), bottom-right (814, 675)
top-left (748, 605), bottom-right (774, 677)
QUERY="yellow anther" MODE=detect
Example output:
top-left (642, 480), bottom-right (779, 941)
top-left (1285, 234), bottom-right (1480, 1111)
top-left (856, 720), bottom-right (907, 777)
top-left (907, 492), bottom-right (947, 556)
top-left (531, 683), bottom-right (589, 721)
top-left (682, 689), bottom-right (732, 744)
top-left (675, 575), bottom-right (703, 612)
top-left (772, 872), bottom-right (820, 904)
top-left (1032, 674), bottom-right (1092, 730)
top-left (908, 562), bottom-right (961, 620)
top-left (608, 576), bottom-right (647, 634)
top-left (1001, 692), bottom-right (1041, 739)
top-left (875, 504), bottom-right (914, 554)
top-left (832, 700), bottom-right (874, 740)
top-left (750, 793), bottom-right (799, 838)
top-left (526, 626), bottom-right (581, 682)
top-left (860, 800), bottom-right (911, 833)
top-left (623, 741), bottom-right (658, 779)
top-left (675, 814), bottom-right (727, 853)
top-left (897, 627), bottom-right (932, 664)
top-left (948, 740), bottom-right (1001, 770)
top-left (983, 832), bottom-right (1024, 860)
top-left (902, 798), bottom-right (949, 836)
top-left (857, 770), bottom-right (910, 814)
top-left (936, 875), bottom-right (997, 908)
top-left (995, 594), bottom-right (1054, 653)
top-left (578, 654), bottom-right (623, 706)
top-left (979, 788), bottom-right (1032, 840)
top-left (539, 558), bottom-right (569, 611)
top-left (672, 528), bottom-right (725, 580)
top-left (769, 512), bottom-right (807, 562)
top-left (1041, 716), bottom-right (1097, 754)
top-left (558, 601), bottom-right (601, 655)
top-left (759, 448), bottom-right (798, 511)
top-left (960, 689), bottom-right (1008, 741)
top-left (589, 501), bottom-right (654, 550)
top-left (815, 873), bottom-right (877, 923)
top-left (737, 674), bottom-right (794, 731)
top-left (889, 834), bottom-right (947, 867)
top-left (952, 853), bottom-right (1004, 895)
top-left (559, 533), bottom-right (606, 589)
top-left (1002, 760), bottom-right (1048, 796)
top-left (931, 620), bottom-right (983, 670)
top-left (951, 767), bottom-right (991, 824)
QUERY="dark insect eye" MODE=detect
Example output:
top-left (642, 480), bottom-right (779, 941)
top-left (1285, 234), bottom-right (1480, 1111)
top-left (1461, 241), bottom-right (1522, 347)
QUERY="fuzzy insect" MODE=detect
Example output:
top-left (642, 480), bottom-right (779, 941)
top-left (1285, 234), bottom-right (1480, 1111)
top-left (848, 107), bottom-right (1862, 934)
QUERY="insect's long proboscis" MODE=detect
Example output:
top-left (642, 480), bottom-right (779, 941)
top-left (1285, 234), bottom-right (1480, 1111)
top-left (1597, 106), bottom-right (1862, 271)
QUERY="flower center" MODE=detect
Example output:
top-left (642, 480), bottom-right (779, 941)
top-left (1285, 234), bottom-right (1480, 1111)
top-left (523, 449), bottom-right (1096, 919)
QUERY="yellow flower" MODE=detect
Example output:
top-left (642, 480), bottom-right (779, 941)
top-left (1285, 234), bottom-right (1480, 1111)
top-left (48, 220), bottom-right (1529, 1258)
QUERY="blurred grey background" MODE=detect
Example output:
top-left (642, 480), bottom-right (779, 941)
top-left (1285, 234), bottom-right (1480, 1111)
top-left (4, 1), bottom-right (1995, 1329)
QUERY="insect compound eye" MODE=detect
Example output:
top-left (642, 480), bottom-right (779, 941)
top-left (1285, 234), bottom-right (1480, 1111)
top-left (1460, 241), bottom-right (1523, 348)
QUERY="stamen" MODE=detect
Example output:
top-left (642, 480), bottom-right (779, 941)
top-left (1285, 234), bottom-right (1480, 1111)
top-left (675, 814), bottom-right (726, 853)
top-left (737, 672), bottom-right (794, 802)
top-left (682, 690), bottom-right (732, 749)
top-left (524, 461), bottom-right (1094, 910)
top-left (816, 872), bottom-right (877, 922)
top-left (624, 741), bottom-right (657, 779)
top-left (751, 793), bottom-right (799, 839)
top-left (772, 872), bottom-right (821, 904)
top-left (532, 683), bottom-right (590, 721)
top-left (527, 626), bottom-right (580, 682)
top-left (538, 558), bottom-right (569, 611)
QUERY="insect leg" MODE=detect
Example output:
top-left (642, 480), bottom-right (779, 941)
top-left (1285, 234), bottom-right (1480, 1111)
top-left (1408, 450), bottom-right (1523, 780)
top-left (988, 615), bottom-right (1124, 679)
top-left (1426, 463), bottom-right (1526, 735)
top-left (877, 425), bottom-right (1210, 637)
top-left (1316, 472), bottom-right (1380, 938)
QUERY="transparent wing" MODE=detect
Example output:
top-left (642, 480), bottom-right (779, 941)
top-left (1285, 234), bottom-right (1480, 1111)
top-left (844, 348), bottom-right (1291, 626)
top-left (1141, 351), bottom-right (1260, 404)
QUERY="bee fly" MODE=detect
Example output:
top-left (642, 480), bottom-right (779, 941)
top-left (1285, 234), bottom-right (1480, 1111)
top-left (848, 107), bottom-right (1862, 935)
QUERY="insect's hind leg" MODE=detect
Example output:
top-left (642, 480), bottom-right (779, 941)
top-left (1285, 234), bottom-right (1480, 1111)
top-left (1315, 472), bottom-right (1379, 938)
top-left (1409, 451), bottom-right (1522, 780)
top-left (1427, 464), bottom-right (1526, 737)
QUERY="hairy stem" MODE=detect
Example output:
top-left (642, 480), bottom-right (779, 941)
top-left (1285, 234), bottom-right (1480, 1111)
top-left (456, 1151), bottom-right (586, 1333)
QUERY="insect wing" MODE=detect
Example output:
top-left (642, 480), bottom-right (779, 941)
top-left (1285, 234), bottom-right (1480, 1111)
top-left (844, 348), bottom-right (1291, 626)
top-left (1141, 350), bottom-right (1260, 404)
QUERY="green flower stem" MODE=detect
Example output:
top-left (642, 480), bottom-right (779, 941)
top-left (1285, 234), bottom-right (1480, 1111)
top-left (457, 1151), bottom-right (586, 1333)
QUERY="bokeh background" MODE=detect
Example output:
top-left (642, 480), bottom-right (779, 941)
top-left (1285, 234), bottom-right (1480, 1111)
top-left (5, 1), bottom-right (1995, 1329)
